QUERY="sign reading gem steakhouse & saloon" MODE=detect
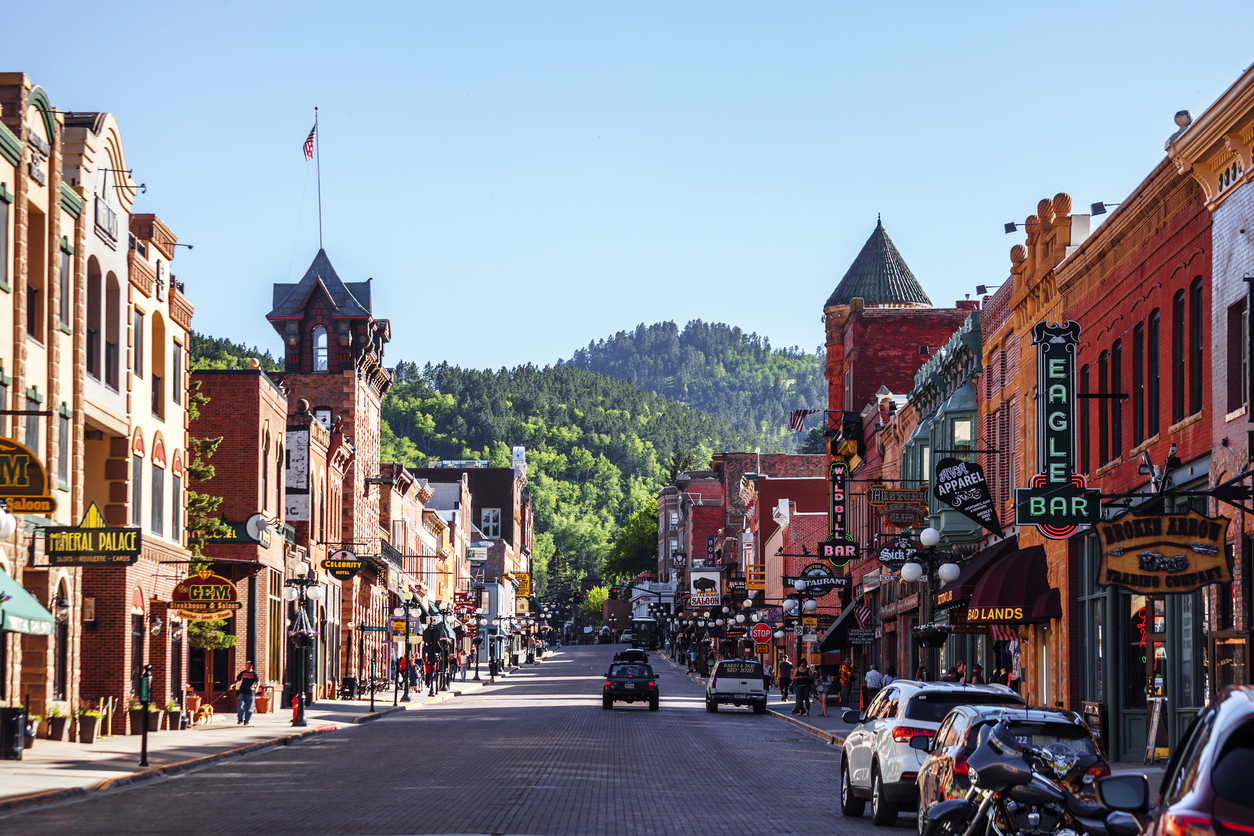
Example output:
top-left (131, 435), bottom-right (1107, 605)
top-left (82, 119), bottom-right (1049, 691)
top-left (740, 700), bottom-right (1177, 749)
top-left (822, 460), bottom-right (859, 567)
top-left (1095, 509), bottom-right (1232, 594)
top-left (0, 437), bottom-right (57, 514)
top-left (172, 570), bottom-right (242, 621)
top-left (44, 502), bottom-right (142, 566)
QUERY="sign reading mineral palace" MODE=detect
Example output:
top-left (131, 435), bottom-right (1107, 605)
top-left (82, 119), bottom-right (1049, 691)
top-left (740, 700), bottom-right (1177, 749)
top-left (1095, 509), bottom-right (1232, 594)
top-left (822, 460), bottom-right (859, 567)
top-left (172, 570), bottom-right (242, 621)
top-left (866, 484), bottom-right (929, 528)
top-left (45, 503), bottom-right (141, 566)
top-left (0, 436), bottom-right (57, 514)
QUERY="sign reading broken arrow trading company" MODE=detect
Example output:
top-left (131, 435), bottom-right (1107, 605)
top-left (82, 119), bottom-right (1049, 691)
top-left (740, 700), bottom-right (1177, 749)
top-left (934, 457), bottom-right (1003, 536)
top-left (1095, 509), bottom-right (1232, 594)
top-left (45, 502), bottom-right (141, 566)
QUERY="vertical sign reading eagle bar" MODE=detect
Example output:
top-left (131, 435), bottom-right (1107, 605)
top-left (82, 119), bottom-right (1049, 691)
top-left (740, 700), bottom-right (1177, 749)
top-left (1015, 321), bottom-right (1100, 538)
top-left (822, 460), bottom-right (859, 567)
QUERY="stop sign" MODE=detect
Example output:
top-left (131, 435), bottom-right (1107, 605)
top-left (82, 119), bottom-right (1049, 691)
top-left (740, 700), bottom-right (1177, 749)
top-left (750, 623), bottom-right (773, 643)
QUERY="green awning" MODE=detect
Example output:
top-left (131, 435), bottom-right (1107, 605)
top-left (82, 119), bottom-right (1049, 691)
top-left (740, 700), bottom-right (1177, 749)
top-left (0, 570), bottom-right (55, 635)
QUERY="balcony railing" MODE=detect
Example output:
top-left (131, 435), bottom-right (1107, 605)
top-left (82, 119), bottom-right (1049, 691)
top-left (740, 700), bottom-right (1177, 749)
top-left (380, 539), bottom-right (403, 568)
top-left (95, 196), bottom-right (118, 242)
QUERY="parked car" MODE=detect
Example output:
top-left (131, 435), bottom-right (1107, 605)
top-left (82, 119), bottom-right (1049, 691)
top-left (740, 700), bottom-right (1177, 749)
top-left (916, 704), bottom-right (1110, 832)
top-left (603, 662), bottom-right (658, 710)
top-left (619, 630), bottom-right (633, 644)
top-left (705, 659), bottom-right (768, 714)
top-left (613, 649), bottom-right (649, 665)
top-left (840, 680), bottom-right (1025, 826)
top-left (1095, 685), bottom-right (1254, 836)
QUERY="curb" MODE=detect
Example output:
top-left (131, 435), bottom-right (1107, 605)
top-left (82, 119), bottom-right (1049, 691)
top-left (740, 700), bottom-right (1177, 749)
top-left (766, 709), bottom-right (846, 746)
top-left (351, 706), bottom-right (405, 723)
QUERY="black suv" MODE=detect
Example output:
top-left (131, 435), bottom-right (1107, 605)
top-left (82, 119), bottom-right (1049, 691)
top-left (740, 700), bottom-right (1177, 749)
top-left (603, 662), bottom-right (659, 710)
top-left (614, 649), bottom-right (649, 665)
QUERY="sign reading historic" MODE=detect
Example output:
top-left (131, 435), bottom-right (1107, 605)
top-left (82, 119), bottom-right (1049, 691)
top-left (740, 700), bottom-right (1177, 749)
top-left (45, 502), bottom-right (141, 566)
top-left (1014, 321), bottom-right (1099, 538)
top-left (787, 561), bottom-right (850, 594)
top-left (823, 459), bottom-right (859, 567)
top-left (934, 457), bottom-right (1003, 536)
top-left (867, 484), bottom-right (929, 528)
top-left (876, 538), bottom-right (923, 569)
top-left (0, 436), bottom-right (57, 514)
top-left (1095, 509), bottom-right (1232, 594)
top-left (321, 549), bottom-right (362, 581)
top-left (688, 570), bottom-right (722, 607)
top-left (172, 570), bottom-right (241, 621)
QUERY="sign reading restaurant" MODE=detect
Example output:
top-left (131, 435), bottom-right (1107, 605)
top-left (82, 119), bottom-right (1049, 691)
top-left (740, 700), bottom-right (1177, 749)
top-left (45, 503), bottom-right (141, 566)
top-left (1095, 509), bottom-right (1232, 594)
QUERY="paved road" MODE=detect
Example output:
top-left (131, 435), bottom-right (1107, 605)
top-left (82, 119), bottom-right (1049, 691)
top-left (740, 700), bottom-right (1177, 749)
top-left (2, 645), bottom-right (909, 836)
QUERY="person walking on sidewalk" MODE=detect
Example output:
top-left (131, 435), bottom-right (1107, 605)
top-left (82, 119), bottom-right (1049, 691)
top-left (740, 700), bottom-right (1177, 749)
top-left (763, 661), bottom-right (774, 693)
top-left (234, 661), bottom-right (259, 726)
top-left (778, 657), bottom-right (793, 702)
top-left (814, 667), bottom-right (833, 716)
top-left (839, 660), bottom-right (853, 707)
top-left (791, 659), bottom-right (813, 716)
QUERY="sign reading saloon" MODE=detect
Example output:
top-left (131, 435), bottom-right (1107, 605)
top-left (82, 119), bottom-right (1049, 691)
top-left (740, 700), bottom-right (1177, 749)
top-left (45, 502), bottom-right (141, 566)
top-left (822, 460), bottom-right (860, 567)
top-left (322, 549), bottom-right (362, 581)
top-left (0, 436), bottom-right (57, 514)
top-left (172, 570), bottom-right (242, 621)
top-left (867, 484), bottom-right (929, 528)
top-left (934, 458), bottom-right (1003, 536)
top-left (688, 570), bottom-right (722, 608)
top-left (1095, 510), bottom-right (1232, 594)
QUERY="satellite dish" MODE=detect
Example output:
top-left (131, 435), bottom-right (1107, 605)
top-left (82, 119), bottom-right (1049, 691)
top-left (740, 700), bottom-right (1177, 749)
top-left (245, 513), bottom-right (272, 545)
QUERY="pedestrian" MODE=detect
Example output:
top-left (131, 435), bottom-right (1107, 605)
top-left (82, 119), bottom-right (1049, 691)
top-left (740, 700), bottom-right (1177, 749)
top-left (526, 635), bottom-right (536, 664)
top-left (459, 649), bottom-right (468, 682)
top-left (969, 664), bottom-right (986, 685)
top-left (234, 660), bottom-right (259, 726)
top-left (883, 665), bottom-right (897, 687)
top-left (704, 648), bottom-right (716, 676)
top-left (956, 660), bottom-right (968, 683)
top-left (763, 661), bottom-right (774, 693)
top-left (815, 667), bottom-right (833, 717)
top-left (914, 664), bottom-right (929, 682)
top-left (941, 666), bottom-right (960, 682)
top-left (778, 657), bottom-right (793, 701)
top-left (839, 660), bottom-right (853, 707)
top-left (791, 659), bottom-right (813, 716)
top-left (864, 661), bottom-right (883, 690)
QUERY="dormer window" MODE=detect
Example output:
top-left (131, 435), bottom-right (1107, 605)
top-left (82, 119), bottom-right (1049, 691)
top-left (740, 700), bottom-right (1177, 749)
top-left (313, 326), bottom-right (328, 371)
top-left (314, 407), bottom-right (332, 430)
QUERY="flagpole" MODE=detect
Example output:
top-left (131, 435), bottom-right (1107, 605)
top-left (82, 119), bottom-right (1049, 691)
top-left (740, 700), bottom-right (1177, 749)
top-left (314, 107), bottom-right (323, 250)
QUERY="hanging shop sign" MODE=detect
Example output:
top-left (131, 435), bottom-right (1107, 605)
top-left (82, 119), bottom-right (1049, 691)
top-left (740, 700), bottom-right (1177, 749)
top-left (934, 458), bottom-right (1003, 536)
top-left (1095, 509), bottom-right (1232, 594)
top-left (706, 536), bottom-right (716, 564)
top-left (1014, 321), bottom-right (1100, 538)
top-left (44, 502), bottom-right (141, 566)
top-left (0, 436), bottom-right (57, 514)
top-left (171, 570), bottom-right (242, 621)
top-left (867, 484), bottom-right (929, 528)
top-left (322, 549), bottom-right (362, 581)
top-left (786, 562), bottom-right (849, 595)
top-left (877, 538), bottom-right (923, 568)
top-left (822, 460), bottom-right (860, 567)
top-left (516, 573), bottom-right (531, 598)
top-left (689, 570), bottom-right (722, 607)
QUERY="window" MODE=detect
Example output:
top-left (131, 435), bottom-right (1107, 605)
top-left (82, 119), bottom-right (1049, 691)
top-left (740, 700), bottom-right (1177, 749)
top-left (0, 381), bottom-right (7, 438)
top-left (1111, 339), bottom-right (1123, 459)
top-left (0, 198), bottom-right (8, 288)
top-left (844, 368), bottom-right (853, 410)
top-left (1190, 278), bottom-right (1204, 415)
top-left (1098, 351), bottom-right (1109, 465)
top-left (1148, 310), bottom-right (1160, 435)
top-left (268, 570), bottom-right (284, 683)
top-left (1080, 365), bottom-right (1090, 474)
top-left (151, 374), bottom-right (162, 417)
top-left (261, 436), bottom-right (269, 512)
top-left (58, 414), bottom-right (69, 486)
top-left (58, 248), bottom-right (70, 327)
top-left (53, 583), bottom-right (68, 701)
top-left (668, 511), bottom-right (678, 530)
top-left (481, 508), bottom-right (501, 539)
top-left (133, 310), bottom-right (144, 377)
top-left (1133, 325), bottom-right (1145, 444)
top-left (24, 398), bottom-right (39, 455)
top-left (26, 283), bottom-right (39, 339)
top-left (314, 407), bottom-right (331, 430)
top-left (1173, 291), bottom-right (1186, 423)
top-left (155, 260), bottom-right (165, 301)
top-left (1227, 302), bottom-right (1249, 413)
top-left (1077, 535), bottom-right (1106, 704)
top-left (275, 446), bottom-right (283, 514)
top-left (172, 343), bottom-right (182, 405)
top-left (86, 262), bottom-right (101, 378)
top-left (952, 417), bottom-right (973, 454)
top-left (132, 454), bottom-right (143, 527)
top-left (151, 462), bottom-right (164, 536)
top-left (172, 475), bottom-right (181, 545)
top-left (26, 206), bottom-right (44, 341)
top-left (313, 326), bottom-right (328, 372)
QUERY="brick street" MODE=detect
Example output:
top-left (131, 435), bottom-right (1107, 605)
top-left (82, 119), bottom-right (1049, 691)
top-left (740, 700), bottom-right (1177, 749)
top-left (0, 645), bottom-right (906, 836)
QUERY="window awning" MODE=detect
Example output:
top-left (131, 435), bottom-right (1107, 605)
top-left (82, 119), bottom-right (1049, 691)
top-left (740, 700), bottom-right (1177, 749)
top-left (966, 544), bottom-right (1061, 624)
top-left (934, 537), bottom-right (1019, 610)
top-left (817, 604), bottom-right (861, 652)
top-left (0, 570), bottom-right (55, 636)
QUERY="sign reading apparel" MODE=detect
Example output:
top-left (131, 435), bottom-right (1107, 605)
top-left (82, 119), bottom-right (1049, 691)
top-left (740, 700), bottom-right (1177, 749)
top-left (1095, 509), bottom-right (1232, 594)
top-left (172, 570), bottom-right (241, 621)
top-left (45, 502), bottom-right (141, 566)
top-left (0, 436), bottom-right (57, 514)
top-left (934, 458), bottom-right (1003, 536)
top-left (322, 549), bottom-right (362, 581)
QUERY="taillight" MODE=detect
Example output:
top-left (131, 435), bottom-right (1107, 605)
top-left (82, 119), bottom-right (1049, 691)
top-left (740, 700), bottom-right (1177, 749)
top-left (1162, 813), bottom-right (1216, 836)
top-left (605, 681), bottom-right (612, 688)
top-left (711, 677), bottom-right (717, 689)
top-left (953, 753), bottom-right (969, 776)
top-left (648, 681), bottom-right (655, 687)
top-left (1082, 763), bottom-right (1110, 784)
top-left (892, 726), bottom-right (935, 743)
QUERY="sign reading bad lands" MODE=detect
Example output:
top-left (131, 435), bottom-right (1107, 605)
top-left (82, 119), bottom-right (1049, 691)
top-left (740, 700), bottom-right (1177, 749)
top-left (1096, 509), bottom-right (1231, 594)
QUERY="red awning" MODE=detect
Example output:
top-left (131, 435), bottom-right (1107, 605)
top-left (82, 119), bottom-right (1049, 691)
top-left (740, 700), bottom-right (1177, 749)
top-left (966, 544), bottom-right (1061, 624)
top-left (934, 537), bottom-right (1018, 610)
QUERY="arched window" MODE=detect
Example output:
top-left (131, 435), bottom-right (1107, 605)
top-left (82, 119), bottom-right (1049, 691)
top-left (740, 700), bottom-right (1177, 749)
top-left (1148, 309), bottom-right (1160, 435)
top-left (1172, 291), bottom-right (1186, 423)
top-left (313, 327), bottom-right (328, 372)
top-left (87, 258), bottom-right (102, 379)
top-left (1098, 350), bottom-right (1110, 464)
top-left (1111, 339), bottom-right (1123, 459)
top-left (1190, 277), bottom-right (1204, 415)
top-left (105, 273), bottom-right (120, 390)
top-left (1079, 364), bottom-right (1090, 474)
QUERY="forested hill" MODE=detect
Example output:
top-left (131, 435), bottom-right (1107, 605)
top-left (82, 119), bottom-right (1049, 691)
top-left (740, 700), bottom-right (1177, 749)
top-left (561, 320), bottom-right (826, 440)
top-left (377, 361), bottom-right (764, 597)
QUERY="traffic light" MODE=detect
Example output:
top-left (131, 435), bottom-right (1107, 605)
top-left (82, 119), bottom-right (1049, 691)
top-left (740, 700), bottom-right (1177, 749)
top-left (609, 587), bottom-right (619, 600)
top-left (574, 591), bottom-right (582, 604)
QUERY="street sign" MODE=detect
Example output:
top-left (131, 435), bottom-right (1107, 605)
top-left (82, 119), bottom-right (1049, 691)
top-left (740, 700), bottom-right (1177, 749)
top-left (802, 617), bottom-right (818, 628)
top-left (359, 625), bottom-right (387, 632)
top-left (802, 633), bottom-right (818, 642)
top-left (793, 624), bottom-right (803, 636)
top-left (749, 623), bottom-right (772, 643)
top-left (754, 643), bottom-right (770, 653)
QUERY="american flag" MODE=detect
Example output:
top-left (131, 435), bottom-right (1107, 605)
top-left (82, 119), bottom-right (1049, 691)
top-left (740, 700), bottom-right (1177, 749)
top-left (788, 408), bottom-right (819, 432)
top-left (738, 473), bottom-right (756, 506)
top-left (303, 125), bottom-right (317, 161)
top-left (990, 624), bottom-right (1021, 643)
top-left (854, 601), bottom-right (872, 628)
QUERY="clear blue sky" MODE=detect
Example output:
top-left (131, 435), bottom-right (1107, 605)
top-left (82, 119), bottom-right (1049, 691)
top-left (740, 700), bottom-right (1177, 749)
top-left (8, 2), bottom-right (1247, 370)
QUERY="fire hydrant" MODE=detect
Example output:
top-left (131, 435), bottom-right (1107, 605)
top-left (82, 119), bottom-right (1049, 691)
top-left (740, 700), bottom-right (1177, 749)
top-left (291, 695), bottom-right (299, 722)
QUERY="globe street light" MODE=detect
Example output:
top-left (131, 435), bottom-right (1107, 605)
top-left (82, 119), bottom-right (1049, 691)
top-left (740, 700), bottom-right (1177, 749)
top-left (282, 563), bottom-right (324, 727)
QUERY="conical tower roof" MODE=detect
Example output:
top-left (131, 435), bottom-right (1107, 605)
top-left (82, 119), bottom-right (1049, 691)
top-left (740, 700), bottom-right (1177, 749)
top-left (825, 218), bottom-right (931, 308)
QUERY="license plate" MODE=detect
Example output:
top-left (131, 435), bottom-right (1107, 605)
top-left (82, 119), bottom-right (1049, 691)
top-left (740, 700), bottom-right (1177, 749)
top-left (734, 693), bottom-right (746, 699)
top-left (624, 683), bottom-right (635, 689)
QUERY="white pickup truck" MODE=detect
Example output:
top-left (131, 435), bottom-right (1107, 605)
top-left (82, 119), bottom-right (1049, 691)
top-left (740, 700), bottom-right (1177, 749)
top-left (705, 659), bottom-right (768, 714)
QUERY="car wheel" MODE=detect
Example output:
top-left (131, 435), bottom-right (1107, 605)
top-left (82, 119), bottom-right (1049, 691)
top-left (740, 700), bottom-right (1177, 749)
top-left (917, 787), bottom-right (928, 836)
top-left (602, 697), bottom-right (612, 710)
top-left (840, 760), bottom-right (866, 817)
top-left (649, 697), bottom-right (659, 711)
top-left (871, 767), bottom-right (898, 826)
top-left (709, 699), bottom-right (718, 712)
top-left (752, 701), bottom-right (767, 714)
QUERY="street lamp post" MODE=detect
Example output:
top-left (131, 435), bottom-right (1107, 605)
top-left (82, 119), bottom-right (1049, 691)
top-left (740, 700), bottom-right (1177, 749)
top-left (282, 563), bottom-right (325, 728)
top-left (392, 590), bottom-right (422, 703)
top-left (901, 527), bottom-right (961, 681)
top-left (474, 609), bottom-right (485, 680)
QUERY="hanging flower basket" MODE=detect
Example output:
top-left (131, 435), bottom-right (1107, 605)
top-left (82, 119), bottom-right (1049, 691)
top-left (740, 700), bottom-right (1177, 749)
top-left (289, 609), bottom-right (319, 648)
top-left (912, 626), bottom-right (950, 648)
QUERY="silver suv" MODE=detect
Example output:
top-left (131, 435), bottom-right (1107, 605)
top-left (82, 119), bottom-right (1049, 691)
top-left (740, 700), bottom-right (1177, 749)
top-left (839, 680), bottom-right (1024, 825)
top-left (705, 659), bottom-right (768, 714)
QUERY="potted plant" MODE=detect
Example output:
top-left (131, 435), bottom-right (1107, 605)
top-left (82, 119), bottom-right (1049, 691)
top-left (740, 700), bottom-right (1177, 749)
top-left (165, 701), bottom-right (184, 729)
top-left (24, 714), bottom-right (40, 749)
top-left (255, 685), bottom-right (273, 715)
top-left (45, 705), bottom-right (69, 741)
top-left (183, 684), bottom-right (201, 714)
top-left (146, 704), bottom-right (162, 732)
top-left (77, 708), bottom-right (102, 744)
top-left (127, 699), bottom-right (145, 735)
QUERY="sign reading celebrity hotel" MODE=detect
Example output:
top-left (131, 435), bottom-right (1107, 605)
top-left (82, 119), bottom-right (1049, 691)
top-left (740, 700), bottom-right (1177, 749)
top-left (688, 570), bottom-right (722, 607)
top-left (822, 460), bottom-right (859, 567)
top-left (172, 570), bottom-right (242, 621)
top-left (45, 502), bottom-right (141, 566)
top-left (1095, 509), bottom-right (1232, 594)
top-left (1014, 321), bottom-right (1100, 538)
top-left (867, 483), bottom-right (929, 528)
top-left (934, 457), bottom-right (1003, 536)
top-left (321, 549), bottom-right (362, 581)
top-left (0, 436), bottom-right (57, 514)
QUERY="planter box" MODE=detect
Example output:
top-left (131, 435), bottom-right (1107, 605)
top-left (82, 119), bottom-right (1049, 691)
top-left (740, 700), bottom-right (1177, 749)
top-left (166, 712), bottom-right (183, 729)
top-left (46, 716), bottom-right (69, 742)
top-left (147, 711), bottom-right (161, 732)
top-left (78, 715), bottom-right (100, 744)
top-left (128, 709), bottom-right (161, 734)
top-left (255, 694), bottom-right (272, 714)
top-left (184, 695), bottom-right (201, 713)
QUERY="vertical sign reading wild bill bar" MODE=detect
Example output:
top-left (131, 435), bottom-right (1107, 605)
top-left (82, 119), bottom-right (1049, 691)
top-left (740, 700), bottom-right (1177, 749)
top-left (1014, 321), bottom-right (1099, 538)
top-left (821, 460), bottom-right (859, 567)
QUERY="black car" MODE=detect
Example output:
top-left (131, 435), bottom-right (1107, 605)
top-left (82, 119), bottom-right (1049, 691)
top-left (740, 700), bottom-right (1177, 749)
top-left (614, 649), bottom-right (649, 665)
top-left (603, 662), bottom-right (659, 710)
top-left (916, 705), bottom-right (1109, 830)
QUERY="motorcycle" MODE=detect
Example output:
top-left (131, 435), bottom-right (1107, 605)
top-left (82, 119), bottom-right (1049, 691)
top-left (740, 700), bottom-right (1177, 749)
top-left (918, 720), bottom-right (1141, 836)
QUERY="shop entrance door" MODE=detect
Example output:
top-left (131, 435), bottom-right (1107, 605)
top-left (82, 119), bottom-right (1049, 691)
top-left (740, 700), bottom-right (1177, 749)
top-left (189, 647), bottom-right (233, 711)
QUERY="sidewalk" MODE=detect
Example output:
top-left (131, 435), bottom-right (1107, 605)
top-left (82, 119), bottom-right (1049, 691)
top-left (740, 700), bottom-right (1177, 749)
top-left (0, 666), bottom-right (520, 813)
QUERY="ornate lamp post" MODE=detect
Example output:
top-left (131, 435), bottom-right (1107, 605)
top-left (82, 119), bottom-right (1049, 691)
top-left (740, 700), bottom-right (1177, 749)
top-left (392, 589), bottom-right (422, 702)
top-left (282, 563), bottom-right (324, 727)
top-left (900, 527), bottom-right (962, 679)
top-left (474, 608), bottom-right (486, 680)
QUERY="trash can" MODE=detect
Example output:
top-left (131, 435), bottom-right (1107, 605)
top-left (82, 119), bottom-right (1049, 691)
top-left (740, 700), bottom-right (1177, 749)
top-left (0, 706), bottom-right (27, 760)
top-left (341, 676), bottom-right (358, 700)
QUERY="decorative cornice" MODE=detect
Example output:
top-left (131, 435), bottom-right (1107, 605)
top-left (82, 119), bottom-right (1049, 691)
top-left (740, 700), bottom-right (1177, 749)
top-left (1164, 62), bottom-right (1254, 209)
top-left (0, 121), bottom-right (19, 167)
top-left (59, 183), bottom-right (82, 219)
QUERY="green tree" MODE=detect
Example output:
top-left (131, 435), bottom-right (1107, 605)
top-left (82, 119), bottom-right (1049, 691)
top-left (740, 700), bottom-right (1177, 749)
top-left (800, 425), bottom-right (826, 454)
top-left (664, 449), bottom-right (698, 484)
top-left (580, 586), bottom-right (608, 625)
top-left (602, 500), bottom-right (659, 582)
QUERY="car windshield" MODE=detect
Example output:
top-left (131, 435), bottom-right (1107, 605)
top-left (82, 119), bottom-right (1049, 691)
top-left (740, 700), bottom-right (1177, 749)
top-left (715, 661), bottom-right (763, 677)
top-left (904, 692), bottom-right (1024, 722)
top-left (610, 665), bottom-right (651, 678)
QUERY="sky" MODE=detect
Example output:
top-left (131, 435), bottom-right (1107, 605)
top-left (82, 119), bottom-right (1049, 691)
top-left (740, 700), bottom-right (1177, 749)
top-left (7, 2), bottom-right (1248, 370)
